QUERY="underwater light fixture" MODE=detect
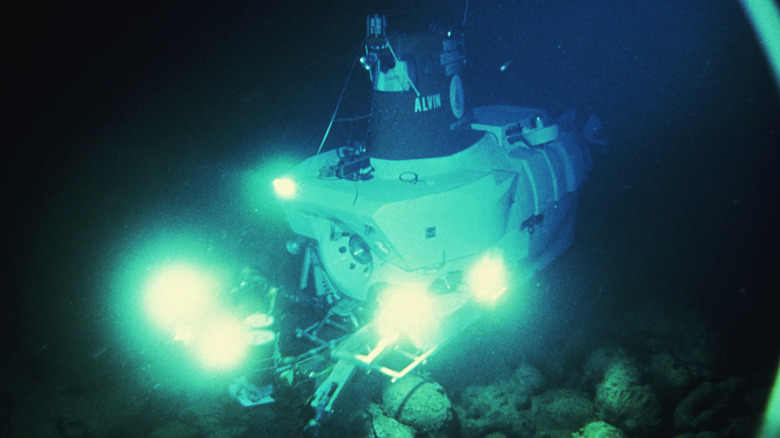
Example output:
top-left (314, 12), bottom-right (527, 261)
top-left (360, 52), bottom-right (378, 70)
top-left (191, 315), bottom-right (250, 370)
top-left (376, 283), bottom-right (440, 348)
top-left (272, 177), bottom-right (297, 198)
top-left (467, 253), bottom-right (509, 306)
top-left (138, 259), bottom-right (259, 372)
top-left (143, 262), bottom-right (220, 331)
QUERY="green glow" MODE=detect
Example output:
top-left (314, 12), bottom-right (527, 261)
top-left (739, 0), bottom-right (780, 92)
top-left (467, 253), bottom-right (509, 306)
top-left (759, 356), bottom-right (780, 438)
top-left (191, 315), bottom-right (249, 370)
top-left (241, 157), bottom-right (300, 218)
top-left (376, 283), bottom-right (439, 348)
top-left (112, 228), bottom-right (249, 387)
top-left (272, 177), bottom-right (297, 198)
top-left (139, 261), bottom-right (251, 370)
top-left (143, 262), bottom-right (219, 332)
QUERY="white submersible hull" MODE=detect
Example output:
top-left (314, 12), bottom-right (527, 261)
top-left (271, 15), bottom-right (591, 417)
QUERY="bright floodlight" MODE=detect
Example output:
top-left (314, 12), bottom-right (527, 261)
top-left (273, 177), bottom-right (297, 198)
top-left (191, 316), bottom-right (249, 370)
top-left (143, 262), bottom-right (219, 331)
top-left (467, 253), bottom-right (508, 306)
top-left (141, 262), bottom-right (253, 372)
top-left (376, 284), bottom-right (439, 348)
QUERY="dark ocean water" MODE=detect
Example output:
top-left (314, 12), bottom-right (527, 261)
top-left (6, 1), bottom-right (779, 437)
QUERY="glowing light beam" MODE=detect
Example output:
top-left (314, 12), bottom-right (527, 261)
top-left (191, 316), bottom-right (250, 370)
top-left (376, 284), bottom-right (439, 349)
top-left (273, 177), bottom-right (297, 199)
top-left (143, 262), bottom-right (220, 331)
top-left (467, 253), bottom-right (509, 306)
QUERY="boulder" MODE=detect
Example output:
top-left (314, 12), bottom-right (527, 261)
top-left (350, 404), bottom-right (416, 438)
top-left (382, 374), bottom-right (452, 433)
top-left (582, 347), bottom-right (628, 387)
top-left (674, 377), bottom-right (746, 432)
top-left (595, 360), bottom-right (661, 433)
top-left (455, 382), bottom-right (536, 438)
top-left (532, 389), bottom-right (595, 431)
top-left (513, 361), bottom-right (547, 397)
top-left (572, 420), bottom-right (626, 438)
top-left (649, 351), bottom-right (692, 397)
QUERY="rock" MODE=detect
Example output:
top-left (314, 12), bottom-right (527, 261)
top-left (352, 403), bottom-right (415, 438)
top-left (582, 347), bottom-right (628, 387)
top-left (532, 389), bottom-right (595, 431)
top-left (513, 361), bottom-right (547, 397)
top-left (453, 361), bottom-right (546, 438)
top-left (572, 420), bottom-right (626, 438)
top-left (357, 404), bottom-right (416, 438)
top-left (649, 351), bottom-right (692, 397)
top-left (674, 377), bottom-right (746, 432)
top-left (595, 360), bottom-right (661, 433)
top-left (460, 383), bottom-right (521, 418)
top-left (455, 382), bottom-right (536, 438)
top-left (382, 374), bottom-right (452, 433)
top-left (371, 414), bottom-right (415, 438)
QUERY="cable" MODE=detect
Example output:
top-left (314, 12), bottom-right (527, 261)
top-left (317, 47), bottom-right (362, 156)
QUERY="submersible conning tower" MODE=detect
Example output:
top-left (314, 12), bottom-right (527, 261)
top-left (362, 14), bottom-right (480, 159)
top-left (272, 14), bottom-right (591, 418)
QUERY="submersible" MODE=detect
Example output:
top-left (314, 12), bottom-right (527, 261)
top-left (268, 14), bottom-right (592, 423)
